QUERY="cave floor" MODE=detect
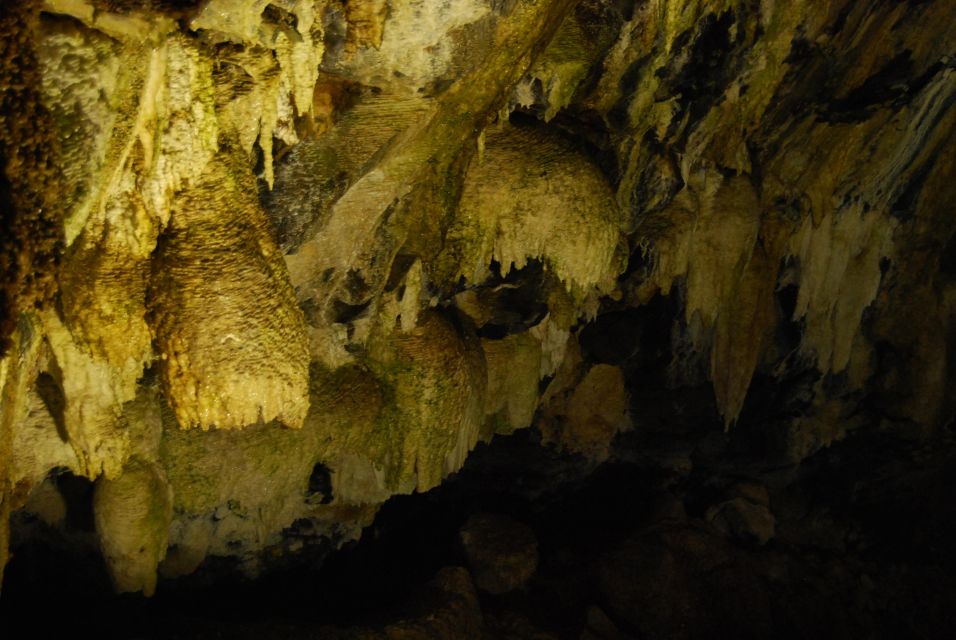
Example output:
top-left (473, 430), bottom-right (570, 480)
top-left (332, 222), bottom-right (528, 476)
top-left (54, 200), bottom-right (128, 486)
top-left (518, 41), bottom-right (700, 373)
top-left (3, 424), bottom-right (956, 639)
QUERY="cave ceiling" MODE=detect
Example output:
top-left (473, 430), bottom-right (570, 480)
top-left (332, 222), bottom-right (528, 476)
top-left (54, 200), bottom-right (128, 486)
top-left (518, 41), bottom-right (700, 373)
top-left (0, 0), bottom-right (955, 598)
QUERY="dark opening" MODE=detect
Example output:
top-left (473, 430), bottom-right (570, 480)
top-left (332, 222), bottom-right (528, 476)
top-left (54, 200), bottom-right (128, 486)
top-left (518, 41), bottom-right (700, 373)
top-left (308, 462), bottom-right (334, 505)
top-left (940, 233), bottom-right (956, 276)
top-left (473, 260), bottom-right (549, 339)
top-left (35, 371), bottom-right (69, 442)
top-left (53, 469), bottom-right (96, 533)
top-left (331, 298), bottom-right (371, 324)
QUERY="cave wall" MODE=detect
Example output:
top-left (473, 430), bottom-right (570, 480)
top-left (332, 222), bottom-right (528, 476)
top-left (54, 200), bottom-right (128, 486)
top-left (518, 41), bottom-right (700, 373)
top-left (1, 0), bottom-right (954, 594)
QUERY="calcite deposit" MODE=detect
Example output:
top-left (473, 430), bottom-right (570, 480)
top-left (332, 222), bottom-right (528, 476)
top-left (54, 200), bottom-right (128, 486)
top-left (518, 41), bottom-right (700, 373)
top-left (1, 0), bottom-right (955, 605)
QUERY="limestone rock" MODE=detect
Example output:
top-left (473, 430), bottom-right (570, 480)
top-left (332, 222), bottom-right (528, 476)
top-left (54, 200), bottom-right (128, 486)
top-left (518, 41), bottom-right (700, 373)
top-left (21, 476), bottom-right (67, 528)
top-left (284, 0), bottom-right (579, 352)
top-left (0, 3), bottom-right (62, 359)
top-left (0, 5), bottom-right (65, 582)
top-left (442, 123), bottom-right (626, 301)
top-left (40, 310), bottom-right (132, 479)
top-left (150, 157), bottom-right (310, 430)
top-left (157, 334), bottom-right (484, 573)
top-left (35, 14), bottom-right (121, 246)
top-left (3, 0), bottom-right (956, 599)
top-left (482, 332), bottom-right (542, 437)
top-left (327, 0), bottom-right (493, 95)
top-left (366, 310), bottom-right (487, 492)
top-left (12, 387), bottom-right (81, 490)
top-left (158, 365), bottom-right (380, 569)
top-left (512, 1), bottom-right (617, 122)
top-left (93, 458), bottom-right (172, 595)
top-left (539, 363), bottom-right (631, 462)
top-left (265, 92), bottom-right (433, 252)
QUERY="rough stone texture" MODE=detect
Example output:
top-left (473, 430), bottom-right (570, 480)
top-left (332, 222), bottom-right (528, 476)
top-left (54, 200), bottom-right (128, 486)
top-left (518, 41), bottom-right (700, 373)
top-left (0, 2), bottom-right (64, 585)
top-left (481, 332), bottom-right (542, 437)
top-left (459, 513), bottom-right (539, 595)
top-left (1, 0), bottom-right (955, 606)
top-left (157, 365), bottom-right (382, 574)
top-left (366, 310), bottom-right (488, 493)
top-left (150, 156), bottom-right (310, 430)
top-left (0, 2), bottom-right (62, 359)
top-left (93, 458), bottom-right (172, 595)
top-left (538, 363), bottom-right (631, 463)
top-left (438, 123), bottom-right (627, 300)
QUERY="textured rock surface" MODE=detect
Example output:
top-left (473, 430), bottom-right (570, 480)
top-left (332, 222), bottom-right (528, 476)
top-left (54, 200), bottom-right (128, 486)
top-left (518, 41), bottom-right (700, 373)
top-left (94, 459), bottom-right (172, 595)
top-left (150, 156), bottom-right (310, 430)
top-left (0, 0), bottom-right (954, 613)
top-left (459, 512), bottom-right (539, 594)
top-left (538, 362), bottom-right (631, 462)
top-left (438, 123), bottom-right (626, 299)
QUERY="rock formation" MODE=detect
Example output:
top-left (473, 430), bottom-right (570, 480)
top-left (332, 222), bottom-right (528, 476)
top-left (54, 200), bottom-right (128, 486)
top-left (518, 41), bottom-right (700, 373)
top-left (0, 4), bottom-right (954, 631)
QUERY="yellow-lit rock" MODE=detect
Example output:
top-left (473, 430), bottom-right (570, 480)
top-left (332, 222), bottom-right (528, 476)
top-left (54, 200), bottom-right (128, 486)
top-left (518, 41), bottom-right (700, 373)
top-left (539, 363), bottom-right (631, 463)
top-left (3, 0), bottom-right (956, 593)
top-left (443, 124), bottom-right (626, 301)
top-left (93, 458), bottom-right (172, 596)
top-left (150, 157), bottom-right (310, 430)
top-left (367, 310), bottom-right (488, 492)
top-left (482, 333), bottom-right (542, 437)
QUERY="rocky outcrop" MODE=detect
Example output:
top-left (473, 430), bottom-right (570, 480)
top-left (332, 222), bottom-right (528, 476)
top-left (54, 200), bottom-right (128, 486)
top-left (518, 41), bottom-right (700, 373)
top-left (459, 512), bottom-right (539, 594)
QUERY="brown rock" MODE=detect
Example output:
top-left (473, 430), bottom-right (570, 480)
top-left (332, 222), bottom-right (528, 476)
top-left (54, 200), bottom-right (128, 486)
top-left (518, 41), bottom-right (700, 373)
top-left (320, 566), bottom-right (484, 640)
top-left (582, 605), bottom-right (634, 640)
top-left (150, 156), bottom-right (310, 431)
top-left (599, 525), bottom-right (773, 640)
top-left (538, 363), bottom-right (631, 463)
top-left (706, 497), bottom-right (776, 546)
top-left (460, 513), bottom-right (539, 595)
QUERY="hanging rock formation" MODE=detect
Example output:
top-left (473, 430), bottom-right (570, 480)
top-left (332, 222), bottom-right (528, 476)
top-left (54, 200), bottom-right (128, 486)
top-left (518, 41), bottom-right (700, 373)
top-left (1, 0), bottom-right (955, 599)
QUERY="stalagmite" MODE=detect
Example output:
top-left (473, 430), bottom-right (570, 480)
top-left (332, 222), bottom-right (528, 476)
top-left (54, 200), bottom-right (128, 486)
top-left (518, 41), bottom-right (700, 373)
top-left (482, 333), bottom-right (542, 437)
top-left (538, 362), bottom-right (631, 463)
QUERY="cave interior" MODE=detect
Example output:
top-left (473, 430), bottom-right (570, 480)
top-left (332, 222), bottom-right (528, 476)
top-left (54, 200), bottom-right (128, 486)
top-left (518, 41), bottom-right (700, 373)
top-left (1, 0), bottom-right (956, 638)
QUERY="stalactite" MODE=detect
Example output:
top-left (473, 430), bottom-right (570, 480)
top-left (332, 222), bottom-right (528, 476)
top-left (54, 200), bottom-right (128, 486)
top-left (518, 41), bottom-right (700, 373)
top-left (2, 0), bottom-right (955, 597)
